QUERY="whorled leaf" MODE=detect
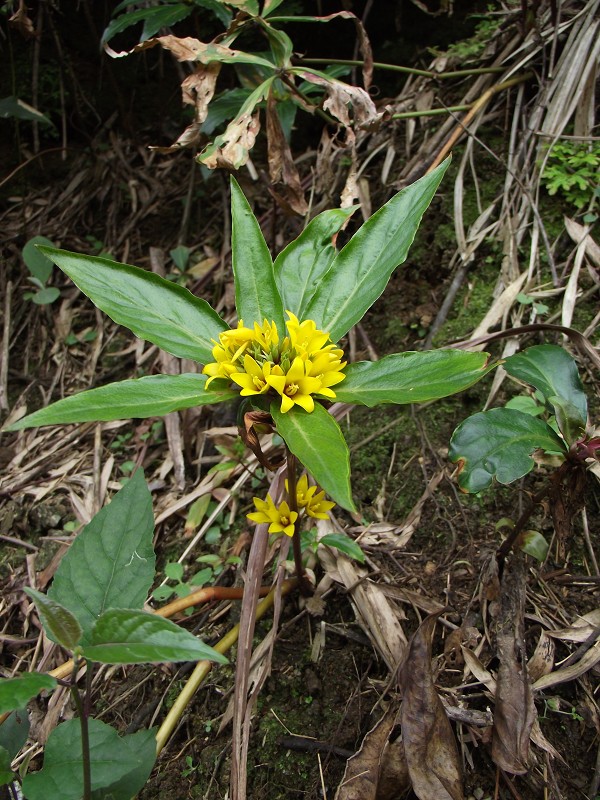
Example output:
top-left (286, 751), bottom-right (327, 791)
top-left (22, 718), bottom-right (156, 800)
top-left (335, 350), bottom-right (492, 407)
top-left (449, 408), bottom-right (567, 493)
top-left (0, 674), bottom-right (56, 715)
top-left (504, 344), bottom-right (588, 443)
top-left (37, 247), bottom-right (228, 363)
top-left (272, 403), bottom-right (355, 512)
top-left (24, 588), bottom-right (82, 650)
top-left (48, 470), bottom-right (155, 641)
top-left (229, 175), bottom-right (285, 331)
top-left (5, 374), bottom-right (237, 431)
top-left (82, 608), bottom-right (228, 664)
top-left (304, 160), bottom-right (450, 342)
top-left (273, 207), bottom-right (356, 317)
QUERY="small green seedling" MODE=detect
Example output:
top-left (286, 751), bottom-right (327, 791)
top-left (22, 236), bottom-right (60, 305)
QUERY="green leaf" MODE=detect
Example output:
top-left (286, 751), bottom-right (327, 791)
top-left (102, 4), bottom-right (191, 44)
top-left (169, 244), bottom-right (191, 271)
top-left (504, 345), bottom-right (588, 443)
top-left (520, 530), bottom-right (549, 561)
top-left (0, 96), bottom-right (53, 125)
top-left (82, 609), bottom-right (228, 664)
top-left (504, 396), bottom-right (544, 417)
top-left (230, 177), bottom-right (284, 331)
top-left (0, 708), bottom-right (30, 759)
top-left (257, 18), bottom-right (293, 67)
top-left (164, 562), bottom-right (184, 581)
top-left (271, 402), bottom-right (355, 511)
top-left (31, 286), bottom-right (60, 305)
top-left (6, 374), bottom-right (237, 430)
top-left (202, 87), bottom-right (253, 135)
top-left (304, 159), bottom-right (450, 341)
top-left (320, 533), bottom-right (365, 563)
top-left (449, 408), bottom-right (567, 493)
top-left (47, 470), bottom-right (155, 640)
top-left (0, 674), bottom-right (56, 715)
top-left (335, 350), bottom-right (492, 406)
top-left (273, 207), bottom-right (356, 316)
top-left (24, 588), bottom-right (82, 649)
top-left (22, 236), bottom-right (54, 282)
top-left (37, 247), bottom-right (228, 363)
top-left (22, 719), bottom-right (156, 800)
top-left (0, 746), bottom-right (12, 785)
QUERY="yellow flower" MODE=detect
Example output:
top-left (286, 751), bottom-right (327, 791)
top-left (285, 473), bottom-right (318, 509)
top-left (266, 356), bottom-right (322, 413)
top-left (306, 490), bottom-right (335, 519)
top-left (202, 312), bottom-right (347, 411)
top-left (247, 495), bottom-right (298, 536)
top-left (231, 355), bottom-right (282, 397)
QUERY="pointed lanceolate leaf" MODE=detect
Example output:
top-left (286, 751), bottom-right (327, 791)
top-left (335, 350), bottom-right (493, 406)
top-left (304, 159), bottom-right (450, 341)
top-left (0, 674), bottom-right (56, 715)
top-left (24, 588), bottom-right (82, 649)
top-left (0, 708), bottom-right (30, 759)
top-left (271, 402), bottom-right (355, 511)
top-left (81, 608), bottom-right (228, 664)
top-left (273, 207), bottom-right (356, 317)
top-left (48, 470), bottom-right (155, 640)
top-left (6, 374), bottom-right (237, 430)
top-left (37, 247), bottom-right (228, 363)
top-left (449, 408), bottom-right (567, 493)
top-left (504, 344), bottom-right (587, 443)
top-left (22, 718), bottom-right (156, 800)
top-left (230, 177), bottom-right (285, 331)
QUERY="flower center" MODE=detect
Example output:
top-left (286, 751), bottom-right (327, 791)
top-left (253, 376), bottom-right (266, 391)
top-left (280, 514), bottom-right (290, 526)
top-left (285, 382), bottom-right (299, 397)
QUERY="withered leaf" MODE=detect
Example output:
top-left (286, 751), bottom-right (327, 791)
top-left (201, 111), bottom-right (261, 170)
top-left (266, 90), bottom-right (307, 216)
top-left (491, 554), bottom-right (535, 774)
top-left (400, 613), bottom-right (464, 800)
top-left (335, 704), bottom-right (407, 800)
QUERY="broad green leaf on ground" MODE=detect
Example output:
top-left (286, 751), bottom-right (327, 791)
top-left (504, 345), bottom-right (587, 443)
top-left (48, 470), bottom-right (155, 641)
top-left (37, 247), bottom-right (228, 363)
top-left (0, 708), bottom-right (30, 759)
top-left (274, 207), bottom-right (356, 317)
top-left (303, 159), bottom-right (450, 341)
top-left (335, 350), bottom-right (492, 406)
top-left (22, 719), bottom-right (156, 800)
top-left (81, 609), bottom-right (228, 664)
top-left (271, 403), bottom-right (355, 511)
top-left (505, 395), bottom-right (545, 416)
top-left (24, 588), bottom-right (82, 649)
top-left (520, 531), bottom-right (549, 561)
top-left (320, 533), bottom-right (365, 563)
top-left (0, 674), bottom-right (56, 715)
top-left (22, 236), bottom-right (54, 283)
top-left (449, 408), bottom-right (567, 493)
top-left (6, 374), bottom-right (237, 431)
top-left (229, 176), bottom-right (284, 331)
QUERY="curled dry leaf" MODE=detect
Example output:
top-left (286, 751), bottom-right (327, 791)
top-left (266, 91), bottom-right (307, 216)
top-left (334, 703), bottom-right (408, 800)
top-left (400, 613), bottom-right (464, 800)
top-left (491, 555), bottom-right (535, 775)
top-left (546, 608), bottom-right (600, 642)
top-left (527, 629), bottom-right (555, 682)
top-left (202, 111), bottom-right (261, 170)
top-left (296, 71), bottom-right (380, 129)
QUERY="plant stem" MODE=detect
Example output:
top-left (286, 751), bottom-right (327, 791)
top-left (286, 449), bottom-right (312, 596)
top-left (70, 656), bottom-right (91, 800)
top-left (392, 105), bottom-right (471, 120)
top-left (295, 57), bottom-right (505, 80)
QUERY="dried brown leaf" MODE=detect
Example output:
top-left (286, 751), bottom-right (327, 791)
top-left (527, 630), bottom-right (555, 682)
top-left (201, 111), bottom-right (261, 170)
top-left (266, 91), bottom-right (307, 215)
top-left (546, 609), bottom-right (600, 642)
top-left (400, 613), bottom-right (464, 800)
top-left (335, 704), bottom-right (405, 800)
top-left (9, 0), bottom-right (36, 40)
top-left (296, 71), bottom-right (379, 129)
top-left (491, 555), bottom-right (535, 775)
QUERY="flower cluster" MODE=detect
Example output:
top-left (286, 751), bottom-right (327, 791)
top-left (247, 475), bottom-right (335, 536)
top-left (203, 313), bottom-right (346, 413)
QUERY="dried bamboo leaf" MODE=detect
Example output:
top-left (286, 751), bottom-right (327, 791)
top-left (401, 613), bottom-right (464, 800)
top-left (545, 609), bottom-right (600, 642)
top-left (533, 638), bottom-right (600, 691)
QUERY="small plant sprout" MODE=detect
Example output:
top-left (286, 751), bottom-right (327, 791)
top-left (5, 162), bottom-right (498, 592)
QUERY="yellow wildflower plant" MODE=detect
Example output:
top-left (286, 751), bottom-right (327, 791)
top-left (247, 495), bottom-right (298, 537)
top-left (284, 474), bottom-right (335, 519)
top-left (202, 311), bottom-right (346, 413)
